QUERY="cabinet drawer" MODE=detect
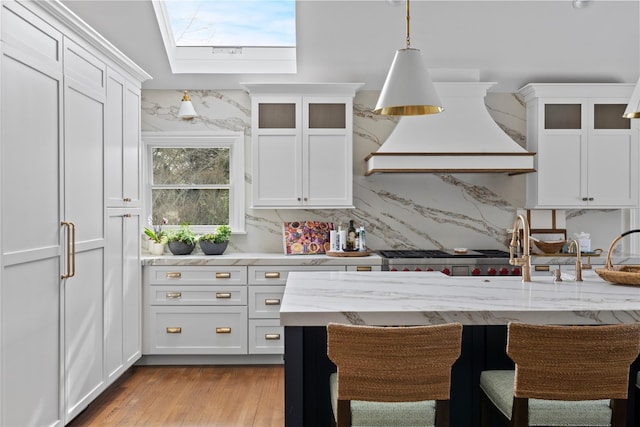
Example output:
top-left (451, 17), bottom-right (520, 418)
top-left (148, 266), bottom-right (247, 285)
top-left (345, 265), bottom-right (381, 272)
top-left (148, 285), bottom-right (247, 306)
top-left (249, 319), bottom-right (284, 354)
top-left (248, 265), bottom-right (344, 285)
top-left (249, 286), bottom-right (285, 318)
top-left (147, 306), bottom-right (247, 355)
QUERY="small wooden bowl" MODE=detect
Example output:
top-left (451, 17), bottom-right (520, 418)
top-left (534, 240), bottom-right (566, 254)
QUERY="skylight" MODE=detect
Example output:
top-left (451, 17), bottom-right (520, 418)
top-left (152, 0), bottom-right (297, 74)
top-left (166, 0), bottom-right (295, 47)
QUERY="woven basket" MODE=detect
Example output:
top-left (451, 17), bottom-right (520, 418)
top-left (533, 240), bottom-right (566, 254)
top-left (595, 229), bottom-right (640, 286)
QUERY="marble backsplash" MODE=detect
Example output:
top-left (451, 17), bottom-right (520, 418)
top-left (141, 89), bottom-right (623, 254)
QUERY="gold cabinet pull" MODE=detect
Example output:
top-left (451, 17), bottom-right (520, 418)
top-left (166, 292), bottom-right (182, 299)
top-left (265, 333), bottom-right (281, 340)
top-left (123, 197), bottom-right (132, 202)
top-left (535, 265), bottom-right (550, 272)
top-left (216, 292), bottom-right (232, 299)
top-left (356, 266), bottom-right (372, 272)
top-left (123, 213), bottom-right (132, 218)
top-left (61, 221), bottom-right (76, 279)
top-left (264, 272), bottom-right (281, 279)
top-left (216, 327), bottom-right (231, 334)
top-left (166, 272), bottom-right (182, 279)
top-left (265, 298), bottom-right (281, 306)
top-left (215, 272), bottom-right (231, 279)
top-left (166, 327), bottom-right (182, 334)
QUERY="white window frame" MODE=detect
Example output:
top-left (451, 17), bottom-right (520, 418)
top-left (151, 1), bottom-right (296, 75)
top-left (142, 131), bottom-right (246, 234)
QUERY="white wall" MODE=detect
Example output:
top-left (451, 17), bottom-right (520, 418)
top-left (141, 89), bottom-right (623, 254)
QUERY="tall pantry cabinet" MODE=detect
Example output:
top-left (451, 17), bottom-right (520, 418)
top-left (0, 1), bottom-right (150, 426)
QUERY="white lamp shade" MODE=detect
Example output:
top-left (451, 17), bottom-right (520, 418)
top-left (374, 48), bottom-right (444, 116)
top-left (178, 100), bottom-right (198, 119)
top-left (623, 75), bottom-right (640, 118)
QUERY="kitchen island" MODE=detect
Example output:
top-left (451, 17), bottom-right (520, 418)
top-left (280, 270), bottom-right (640, 427)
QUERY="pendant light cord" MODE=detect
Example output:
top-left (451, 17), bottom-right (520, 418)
top-left (405, 0), bottom-right (411, 49)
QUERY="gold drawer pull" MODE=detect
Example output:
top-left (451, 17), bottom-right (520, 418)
top-left (216, 292), bottom-right (232, 299)
top-left (535, 265), bottom-right (550, 272)
top-left (123, 213), bottom-right (132, 218)
top-left (265, 333), bottom-right (281, 340)
top-left (123, 197), bottom-right (132, 202)
top-left (166, 272), bottom-right (182, 279)
top-left (356, 266), bottom-right (372, 272)
top-left (215, 272), bottom-right (231, 279)
top-left (166, 292), bottom-right (182, 299)
top-left (265, 298), bottom-right (281, 306)
top-left (264, 272), bottom-right (281, 279)
top-left (166, 327), bottom-right (182, 334)
top-left (216, 327), bottom-right (232, 334)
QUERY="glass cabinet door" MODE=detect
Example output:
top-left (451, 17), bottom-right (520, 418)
top-left (258, 103), bottom-right (296, 128)
top-left (544, 103), bottom-right (581, 129)
top-left (593, 104), bottom-right (630, 129)
top-left (308, 103), bottom-right (346, 129)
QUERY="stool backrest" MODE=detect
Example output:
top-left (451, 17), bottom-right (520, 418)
top-left (327, 322), bottom-right (462, 402)
top-left (507, 322), bottom-right (640, 401)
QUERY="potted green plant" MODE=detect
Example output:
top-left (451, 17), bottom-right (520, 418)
top-left (199, 225), bottom-right (231, 255)
top-left (144, 226), bottom-right (168, 255)
top-left (166, 223), bottom-right (197, 255)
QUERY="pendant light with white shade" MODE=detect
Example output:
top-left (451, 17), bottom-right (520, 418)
top-left (374, 0), bottom-right (443, 116)
top-left (623, 2), bottom-right (640, 118)
top-left (178, 90), bottom-right (198, 120)
top-left (623, 82), bottom-right (640, 118)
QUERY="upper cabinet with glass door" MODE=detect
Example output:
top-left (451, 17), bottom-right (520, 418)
top-left (519, 83), bottom-right (639, 208)
top-left (243, 83), bottom-right (362, 209)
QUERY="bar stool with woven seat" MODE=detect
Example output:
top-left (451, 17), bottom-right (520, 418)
top-left (480, 322), bottom-right (640, 427)
top-left (327, 322), bottom-right (463, 427)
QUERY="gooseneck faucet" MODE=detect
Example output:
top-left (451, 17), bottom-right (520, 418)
top-left (509, 214), bottom-right (532, 282)
top-left (567, 239), bottom-right (583, 282)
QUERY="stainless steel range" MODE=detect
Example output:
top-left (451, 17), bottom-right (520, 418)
top-left (379, 249), bottom-right (521, 277)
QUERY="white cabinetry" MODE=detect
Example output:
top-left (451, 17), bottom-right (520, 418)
top-left (106, 68), bottom-right (142, 208)
top-left (0, 2), bottom-right (149, 425)
top-left (1, 4), bottom-right (64, 425)
top-left (243, 83), bottom-right (362, 209)
top-left (143, 266), bottom-right (249, 355)
top-left (105, 209), bottom-right (141, 384)
top-left (519, 84), bottom-right (639, 208)
top-left (62, 35), bottom-right (107, 420)
top-left (247, 265), bottom-right (344, 355)
top-left (104, 67), bottom-right (143, 386)
top-left (142, 262), bottom-right (381, 362)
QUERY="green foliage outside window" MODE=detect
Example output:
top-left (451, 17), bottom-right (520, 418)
top-left (151, 147), bottom-right (230, 226)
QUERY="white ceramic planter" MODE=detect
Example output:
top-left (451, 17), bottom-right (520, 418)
top-left (150, 242), bottom-right (165, 255)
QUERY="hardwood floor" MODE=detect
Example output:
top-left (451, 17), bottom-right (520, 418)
top-left (67, 365), bottom-right (284, 427)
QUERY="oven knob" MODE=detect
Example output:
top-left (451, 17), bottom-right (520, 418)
top-left (500, 267), bottom-right (509, 276)
top-left (472, 268), bottom-right (481, 276)
top-left (441, 268), bottom-right (451, 276)
top-left (403, 267), bottom-right (410, 271)
top-left (426, 267), bottom-right (434, 272)
top-left (414, 267), bottom-right (422, 272)
top-left (488, 268), bottom-right (497, 276)
top-left (390, 267), bottom-right (397, 272)
top-left (512, 267), bottom-right (521, 276)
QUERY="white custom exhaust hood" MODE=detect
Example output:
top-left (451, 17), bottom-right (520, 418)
top-left (365, 82), bottom-right (535, 175)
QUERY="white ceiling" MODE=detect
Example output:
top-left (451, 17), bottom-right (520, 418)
top-left (62, 0), bottom-right (640, 92)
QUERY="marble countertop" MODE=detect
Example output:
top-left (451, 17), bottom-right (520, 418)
top-left (141, 252), bottom-right (382, 266)
top-left (280, 270), bottom-right (640, 327)
top-left (140, 250), bottom-right (640, 267)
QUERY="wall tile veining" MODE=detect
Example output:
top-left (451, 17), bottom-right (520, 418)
top-left (141, 89), bottom-right (621, 254)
